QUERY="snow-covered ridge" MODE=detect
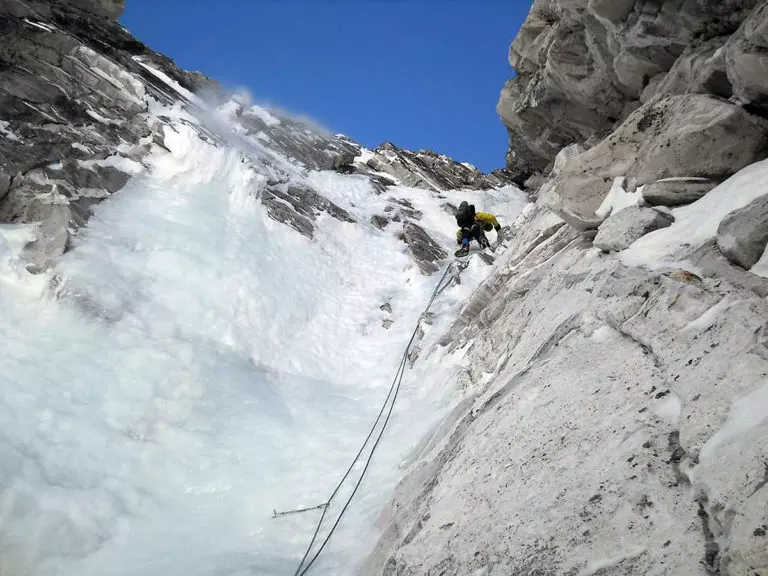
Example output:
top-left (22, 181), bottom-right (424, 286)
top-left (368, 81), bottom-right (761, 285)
top-left (350, 141), bottom-right (516, 193)
top-left (1, 0), bottom-right (513, 273)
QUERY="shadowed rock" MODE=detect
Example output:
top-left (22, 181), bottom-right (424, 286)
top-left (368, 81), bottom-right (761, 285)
top-left (369, 175), bottom-right (396, 195)
top-left (401, 223), bottom-right (447, 275)
top-left (654, 36), bottom-right (734, 100)
top-left (364, 142), bottom-right (515, 192)
top-left (260, 182), bottom-right (356, 239)
top-left (370, 215), bottom-right (389, 230)
top-left (0, 170), bottom-right (10, 200)
top-left (392, 198), bottom-right (423, 221)
top-left (726, 2), bottom-right (768, 113)
top-left (261, 193), bottom-right (315, 239)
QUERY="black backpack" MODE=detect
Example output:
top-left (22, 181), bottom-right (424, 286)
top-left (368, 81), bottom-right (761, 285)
top-left (456, 201), bottom-right (476, 228)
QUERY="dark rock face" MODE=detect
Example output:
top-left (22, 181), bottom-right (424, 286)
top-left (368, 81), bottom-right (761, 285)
top-left (653, 36), bottom-right (733, 100)
top-left (498, 0), bottom-right (763, 181)
top-left (67, 0), bottom-right (124, 19)
top-left (362, 142), bottom-right (515, 192)
top-left (401, 222), bottom-right (447, 275)
top-left (368, 174), bottom-right (397, 195)
top-left (261, 194), bottom-right (315, 239)
top-left (392, 198), bottom-right (423, 221)
top-left (717, 194), bottom-right (768, 269)
top-left (370, 215), bottom-right (389, 230)
top-left (261, 182), bottom-right (355, 239)
top-left (0, 0), bottom-right (220, 267)
top-left (0, 170), bottom-right (10, 200)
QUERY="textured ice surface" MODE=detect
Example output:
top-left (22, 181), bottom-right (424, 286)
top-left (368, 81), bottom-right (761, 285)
top-left (0, 114), bottom-right (527, 575)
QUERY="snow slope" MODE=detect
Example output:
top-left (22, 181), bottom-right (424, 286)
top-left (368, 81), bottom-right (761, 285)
top-left (0, 93), bottom-right (527, 575)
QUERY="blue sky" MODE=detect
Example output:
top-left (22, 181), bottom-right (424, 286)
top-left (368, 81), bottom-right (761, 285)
top-left (121, 1), bottom-right (532, 173)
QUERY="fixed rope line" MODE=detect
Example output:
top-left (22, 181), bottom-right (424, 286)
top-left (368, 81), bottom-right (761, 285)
top-left (285, 260), bottom-right (460, 576)
top-left (295, 331), bottom-right (415, 575)
top-left (277, 261), bottom-right (458, 527)
top-left (293, 262), bottom-right (457, 575)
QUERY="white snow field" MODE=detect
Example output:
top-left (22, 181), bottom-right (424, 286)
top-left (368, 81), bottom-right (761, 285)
top-left (0, 100), bottom-right (527, 575)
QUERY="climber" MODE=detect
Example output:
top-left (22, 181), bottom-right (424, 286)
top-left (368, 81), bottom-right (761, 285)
top-left (454, 201), bottom-right (502, 256)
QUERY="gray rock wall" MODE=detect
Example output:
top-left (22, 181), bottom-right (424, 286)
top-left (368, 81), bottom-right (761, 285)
top-left (358, 142), bottom-right (515, 192)
top-left (542, 94), bottom-right (768, 229)
top-left (365, 203), bottom-right (768, 576)
top-left (498, 0), bottom-right (767, 183)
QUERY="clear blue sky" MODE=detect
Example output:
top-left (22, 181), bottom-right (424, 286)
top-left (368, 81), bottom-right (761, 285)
top-left (121, 1), bottom-right (532, 173)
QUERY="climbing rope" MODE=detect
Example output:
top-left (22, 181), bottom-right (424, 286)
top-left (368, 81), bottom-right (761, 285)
top-left (281, 260), bottom-right (461, 576)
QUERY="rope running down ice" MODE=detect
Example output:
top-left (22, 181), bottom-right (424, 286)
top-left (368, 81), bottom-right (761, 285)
top-left (282, 260), bottom-right (461, 575)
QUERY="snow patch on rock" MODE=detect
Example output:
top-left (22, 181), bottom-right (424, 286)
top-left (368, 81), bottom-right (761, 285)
top-left (622, 159), bottom-right (768, 269)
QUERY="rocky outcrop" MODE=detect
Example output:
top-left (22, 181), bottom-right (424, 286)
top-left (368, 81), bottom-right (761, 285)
top-left (653, 36), bottom-right (733, 100)
top-left (67, 0), bottom-right (125, 19)
top-left (593, 206), bottom-right (673, 252)
top-left (642, 177), bottom-right (715, 207)
top-left (717, 194), bottom-right (768, 269)
top-left (368, 174), bottom-right (397, 195)
top-left (497, 0), bottom-right (764, 181)
top-left (3, 0), bottom-right (492, 273)
top-left (0, 169), bottom-right (10, 200)
top-left (359, 142), bottom-right (515, 192)
top-left (549, 143), bottom-right (585, 179)
top-left (217, 101), bottom-right (362, 172)
top-left (543, 94), bottom-right (768, 229)
top-left (726, 2), bottom-right (768, 113)
top-left (370, 214), bottom-right (389, 230)
top-left (261, 182), bottom-right (355, 239)
top-left (401, 222), bottom-right (447, 275)
top-left (0, 0), bottom-right (223, 268)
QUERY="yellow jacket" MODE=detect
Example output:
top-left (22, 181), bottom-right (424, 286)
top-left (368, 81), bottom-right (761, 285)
top-left (456, 212), bottom-right (500, 243)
